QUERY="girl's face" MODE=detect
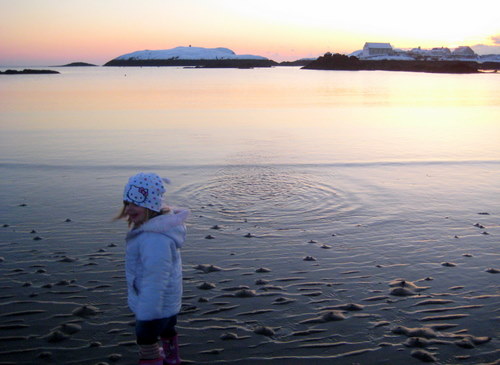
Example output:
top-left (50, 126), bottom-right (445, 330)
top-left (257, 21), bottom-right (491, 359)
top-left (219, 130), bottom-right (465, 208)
top-left (124, 202), bottom-right (148, 227)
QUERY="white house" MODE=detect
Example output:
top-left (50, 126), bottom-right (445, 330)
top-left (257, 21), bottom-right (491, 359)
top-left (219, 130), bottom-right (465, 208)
top-left (452, 46), bottom-right (476, 58)
top-left (362, 43), bottom-right (393, 58)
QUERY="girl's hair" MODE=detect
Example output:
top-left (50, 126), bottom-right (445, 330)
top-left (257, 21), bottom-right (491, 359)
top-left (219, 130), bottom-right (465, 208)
top-left (115, 202), bottom-right (171, 227)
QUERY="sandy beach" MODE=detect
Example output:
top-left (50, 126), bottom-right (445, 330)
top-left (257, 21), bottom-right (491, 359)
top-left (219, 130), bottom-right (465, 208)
top-left (0, 164), bottom-right (499, 365)
top-left (1, 67), bottom-right (500, 364)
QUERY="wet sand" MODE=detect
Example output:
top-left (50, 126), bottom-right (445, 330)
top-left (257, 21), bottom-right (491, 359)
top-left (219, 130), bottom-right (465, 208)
top-left (0, 204), bottom-right (498, 365)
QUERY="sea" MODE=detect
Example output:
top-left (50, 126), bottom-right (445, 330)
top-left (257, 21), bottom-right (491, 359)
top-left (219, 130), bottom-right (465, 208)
top-left (1, 66), bottom-right (499, 364)
top-left (1, 66), bottom-right (499, 237)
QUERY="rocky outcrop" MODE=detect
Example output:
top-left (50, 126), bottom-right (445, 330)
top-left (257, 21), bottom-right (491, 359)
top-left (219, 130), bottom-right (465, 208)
top-left (302, 53), bottom-right (484, 74)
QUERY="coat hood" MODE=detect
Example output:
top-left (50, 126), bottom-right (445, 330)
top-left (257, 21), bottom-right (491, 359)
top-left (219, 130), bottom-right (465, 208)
top-left (126, 208), bottom-right (189, 248)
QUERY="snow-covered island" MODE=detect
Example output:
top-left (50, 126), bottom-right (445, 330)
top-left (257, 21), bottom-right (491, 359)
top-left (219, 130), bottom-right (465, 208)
top-left (104, 46), bottom-right (278, 68)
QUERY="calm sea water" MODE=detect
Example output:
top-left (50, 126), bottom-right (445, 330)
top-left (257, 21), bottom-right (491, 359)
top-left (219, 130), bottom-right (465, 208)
top-left (1, 66), bottom-right (499, 247)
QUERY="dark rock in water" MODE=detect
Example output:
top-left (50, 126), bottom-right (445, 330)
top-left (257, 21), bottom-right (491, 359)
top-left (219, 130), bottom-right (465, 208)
top-left (210, 225), bottom-right (221, 230)
top-left (485, 268), bottom-right (499, 273)
top-left (244, 233), bottom-right (254, 238)
top-left (1, 69), bottom-right (59, 75)
top-left (205, 234), bottom-right (215, 239)
top-left (474, 223), bottom-right (485, 229)
top-left (303, 256), bottom-right (316, 261)
top-left (410, 349), bottom-right (437, 362)
top-left (58, 62), bottom-right (97, 67)
top-left (33, 236), bottom-right (42, 241)
top-left (65, 218), bottom-right (72, 222)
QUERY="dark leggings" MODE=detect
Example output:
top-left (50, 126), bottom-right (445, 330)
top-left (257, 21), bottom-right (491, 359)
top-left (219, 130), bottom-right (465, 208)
top-left (135, 315), bottom-right (177, 345)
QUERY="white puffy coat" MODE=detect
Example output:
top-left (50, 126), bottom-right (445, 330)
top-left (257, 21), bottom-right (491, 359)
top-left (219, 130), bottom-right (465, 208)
top-left (125, 209), bottom-right (189, 321)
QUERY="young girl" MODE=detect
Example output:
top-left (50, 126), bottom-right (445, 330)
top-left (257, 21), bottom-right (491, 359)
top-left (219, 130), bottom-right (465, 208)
top-left (117, 172), bottom-right (189, 365)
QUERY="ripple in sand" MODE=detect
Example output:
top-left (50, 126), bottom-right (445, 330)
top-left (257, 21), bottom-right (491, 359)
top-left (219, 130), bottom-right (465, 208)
top-left (420, 314), bottom-right (469, 321)
top-left (197, 282), bottom-right (216, 290)
top-left (389, 278), bottom-right (429, 296)
top-left (60, 322), bottom-right (82, 334)
top-left (1, 309), bottom-right (46, 317)
top-left (194, 264), bottom-right (223, 273)
top-left (300, 310), bottom-right (346, 324)
top-left (391, 326), bottom-right (437, 338)
top-left (363, 295), bottom-right (388, 302)
top-left (72, 304), bottom-right (99, 317)
top-left (410, 349), bottom-right (437, 362)
top-left (220, 332), bottom-right (248, 340)
top-left (253, 326), bottom-right (275, 337)
top-left (255, 267), bottom-right (271, 273)
top-left (201, 305), bottom-right (239, 315)
top-left (441, 262), bottom-right (456, 267)
top-left (413, 299), bottom-right (454, 306)
top-left (272, 297), bottom-right (296, 305)
top-left (45, 330), bottom-right (69, 343)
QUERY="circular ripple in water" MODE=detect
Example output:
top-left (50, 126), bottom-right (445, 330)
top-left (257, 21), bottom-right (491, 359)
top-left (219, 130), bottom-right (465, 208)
top-left (178, 166), bottom-right (359, 230)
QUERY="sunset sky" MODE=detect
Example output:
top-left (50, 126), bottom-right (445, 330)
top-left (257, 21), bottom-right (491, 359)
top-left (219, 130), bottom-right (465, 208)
top-left (1, 0), bottom-right (499, 66)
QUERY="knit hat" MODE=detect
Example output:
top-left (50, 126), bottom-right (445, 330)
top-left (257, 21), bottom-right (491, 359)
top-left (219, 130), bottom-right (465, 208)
top-left (123, 172), bottom-right (168, 212)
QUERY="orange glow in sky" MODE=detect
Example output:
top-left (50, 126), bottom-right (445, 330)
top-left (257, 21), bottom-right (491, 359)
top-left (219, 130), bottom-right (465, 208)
top-left (1, 0), bottom-right (499, 66)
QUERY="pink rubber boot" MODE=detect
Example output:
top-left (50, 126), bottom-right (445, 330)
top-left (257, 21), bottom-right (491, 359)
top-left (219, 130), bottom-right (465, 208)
top-left (161, 335), bottom-right (181, 364)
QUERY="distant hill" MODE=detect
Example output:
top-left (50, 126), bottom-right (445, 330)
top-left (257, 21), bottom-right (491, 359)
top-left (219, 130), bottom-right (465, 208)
top-left (104, 46), bottom-right (277, 68)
